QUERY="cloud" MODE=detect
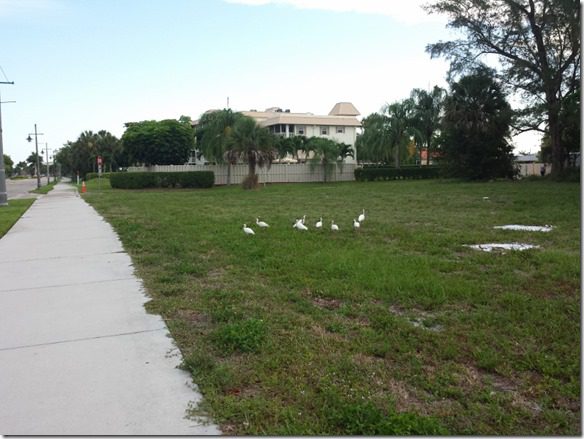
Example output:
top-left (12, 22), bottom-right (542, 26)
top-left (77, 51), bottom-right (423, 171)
top-left (223, 0), bottom-right (445, 25)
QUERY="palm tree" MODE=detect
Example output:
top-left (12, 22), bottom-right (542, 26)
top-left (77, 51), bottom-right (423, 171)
top-left (356, 113), bottom-right (393, 164)
top-left (382, 101), bottom-right (415, 169)
top-left (306, 137), bottom-right (352, 183)
top-left (196, 109), bottom-right (242, 184)
top-left (410, 86), bottom-right (446, 165)
top-left (226, 116), bottom-right (276, 189)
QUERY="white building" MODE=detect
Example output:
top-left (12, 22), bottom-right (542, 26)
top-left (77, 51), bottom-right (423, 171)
top-left (242, 102), bottom-right (361, 164)
top-left (192, 102), bottom-right (361, 165)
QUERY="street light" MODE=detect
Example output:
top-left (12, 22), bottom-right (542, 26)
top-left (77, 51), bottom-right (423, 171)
top-left (26, 124), bottom-right (44, 189)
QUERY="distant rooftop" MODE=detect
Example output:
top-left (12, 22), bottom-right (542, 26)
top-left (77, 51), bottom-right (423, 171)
top-left (328, 102), bottom-right (360, 116)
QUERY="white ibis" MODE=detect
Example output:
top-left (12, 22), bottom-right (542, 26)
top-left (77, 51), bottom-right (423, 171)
top-left (256, 218), bottom-right (269, 228)
top-left (331, 220), bottom-right (339, 231)
top-left (293, 218), bottom-right (302, 228)
top-left (301, 214), bottom-right (306, 225)
top-left (358, 209), bottom-right (365, 223)
top-left (296, 221), bottom-right (308, 231)
top-left (353, 218), bottom-right (360, 229)
top-left (243, 224), bottom-right (255, 235)
top-left (315, 217), bottom-right (323, 228)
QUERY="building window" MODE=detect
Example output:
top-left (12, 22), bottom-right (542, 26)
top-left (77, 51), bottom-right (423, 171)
top-left (336, 126), bottom-right (345, 134)
top-left (288, 124), bottom-right (295, 134)
top-left (297, 126), bottom-right (305, 135)
top-left (320, 126), bottom-right (329, 135)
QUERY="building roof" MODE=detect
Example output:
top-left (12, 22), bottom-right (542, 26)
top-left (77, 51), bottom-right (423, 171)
top-left (515, 154), bottom-right (539, 163)
top-left (243, 111), bottom-right (361, 127)
top-left (242, 102), bottom-right (361, 127)
top-left (328, 102), bottom-right (360, 116)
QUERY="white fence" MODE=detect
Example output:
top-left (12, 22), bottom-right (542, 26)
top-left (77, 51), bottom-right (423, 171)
top-left (127, 163), bottom-right (358, 185)
top-left (516, 162), bottom-right (551, 177)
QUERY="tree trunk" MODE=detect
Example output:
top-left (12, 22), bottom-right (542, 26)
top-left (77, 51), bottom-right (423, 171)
top-left (548, 101), bottom-right (564, 177)
top-left (227, 162), bottom-right (231, 186)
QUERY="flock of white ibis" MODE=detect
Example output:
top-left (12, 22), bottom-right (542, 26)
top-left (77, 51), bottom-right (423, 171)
top-left (243, 209), bottom-right (365, 235)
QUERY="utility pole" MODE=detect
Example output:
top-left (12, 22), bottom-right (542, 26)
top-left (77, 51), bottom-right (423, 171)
top-left (42, 143), bottom-right (51, 185)
top-left (0, 80), bottom-right (15, 207)
top-left (27, 125), bottom-right (44, 189)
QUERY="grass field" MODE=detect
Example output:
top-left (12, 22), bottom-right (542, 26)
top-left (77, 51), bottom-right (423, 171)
top-left (0, 199), bottom-right (35, 238)
top-left (83, 178), bottom-right (580, 435)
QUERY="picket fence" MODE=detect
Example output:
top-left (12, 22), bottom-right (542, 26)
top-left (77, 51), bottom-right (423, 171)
top-left (127, 163), bottom-right (358, 185)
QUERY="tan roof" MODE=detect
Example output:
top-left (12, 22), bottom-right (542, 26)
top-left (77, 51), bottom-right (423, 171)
top-left (328, 102), bottom-right (360, 116)
top-left (258, 113), bottom-right (361, 127)
top-left (241, 108), bottom-right (361, 127)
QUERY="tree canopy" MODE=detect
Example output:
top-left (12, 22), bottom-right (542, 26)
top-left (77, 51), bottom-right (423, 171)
top-left (122, 119), bottom-right (194, 166)
top-left (426, 0), bottom-right (580, 176)
top-left (440, 67), bottom-right (515, 180)
top-left (225, 116), bottom-right (276, 189)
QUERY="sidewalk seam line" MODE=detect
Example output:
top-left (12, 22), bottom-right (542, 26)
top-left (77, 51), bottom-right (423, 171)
top-left (0, 277), bottom-right (139, 293)
top-left (0, 327), bottom-right (168, 352)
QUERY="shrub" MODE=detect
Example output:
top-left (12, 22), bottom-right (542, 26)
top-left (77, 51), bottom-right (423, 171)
top-left (355, 166), bottom-right (442, 181)
top-left (109, 171), bottom-right (214, 189)
top-left (86, 172), bottom-right (112, 180)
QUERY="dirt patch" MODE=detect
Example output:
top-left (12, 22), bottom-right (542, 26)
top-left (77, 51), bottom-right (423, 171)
top-left (176, 309), bottom-right (211, 327)
top-left (313, 297), bottom-right (342, 310)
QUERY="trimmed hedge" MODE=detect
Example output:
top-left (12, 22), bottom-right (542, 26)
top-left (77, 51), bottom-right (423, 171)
top-left (355, 166), bottom-right (442, 181)
top-left (109, 171), bottom-right (214, 189)
top-left (86, 172), bottom-right (112, 180)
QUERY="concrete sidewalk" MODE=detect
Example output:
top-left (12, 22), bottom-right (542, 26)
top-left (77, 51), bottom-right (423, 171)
top-left (0, 183), bottom-right (220, 435)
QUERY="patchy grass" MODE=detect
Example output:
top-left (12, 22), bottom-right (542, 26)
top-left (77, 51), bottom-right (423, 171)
top-left (83, 178), bottom-right (580, 435)
top-left (0, 199), bottom-right (35, 238)
top-left (30, 181), bottom-right (57, 194)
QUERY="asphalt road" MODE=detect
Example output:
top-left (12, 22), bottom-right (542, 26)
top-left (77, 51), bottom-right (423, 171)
top-left (6, 178), bottom-right (40, 200)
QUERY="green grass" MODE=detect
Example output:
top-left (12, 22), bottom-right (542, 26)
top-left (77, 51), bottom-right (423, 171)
top-left (31, 180), bottom-right (57, 194)
top-left (0, 199), bottom-right (35, 238)
top-left (83, 178), bottom-right (580, 435)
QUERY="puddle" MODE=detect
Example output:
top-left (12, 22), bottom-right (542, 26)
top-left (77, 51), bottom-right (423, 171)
top-left (466, 243), bottom-right (540, 252)
top-left (494, 225), bottom-right (553, 232)
top-left (389, 305), bottom-right (444, 332)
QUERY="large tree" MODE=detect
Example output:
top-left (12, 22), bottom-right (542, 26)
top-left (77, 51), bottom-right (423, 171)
top-left (122, 119), bottom-right (194, 166)
top-left (357, 101), bottom-right (416, 168)
top-left (409, 86), bottom-right (447, 165)
top-left (426, 0), bottom-right (580, 177)
top-left (225, 116), bottom-right (276, 189)
top-left (440, 67), bottom-right (516, 180)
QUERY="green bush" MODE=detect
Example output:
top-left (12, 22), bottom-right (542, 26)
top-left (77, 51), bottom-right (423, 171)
top-left (86, 172), bottom-right (112, 180)
top-left (109, 171), bottom-right (214, 189)
top-left (355, 166), bottom-right (442, 181)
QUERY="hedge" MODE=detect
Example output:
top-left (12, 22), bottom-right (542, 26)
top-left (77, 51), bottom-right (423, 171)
top-left (354, 166), bottom-right (441, 181)
top-left (86, 172), bottom-right (112, 180)
top-left (109, 171), bottom-right (214, 189)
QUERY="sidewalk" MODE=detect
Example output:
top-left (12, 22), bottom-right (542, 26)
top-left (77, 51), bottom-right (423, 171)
top-left (0, 183), bottom-right (220, 435)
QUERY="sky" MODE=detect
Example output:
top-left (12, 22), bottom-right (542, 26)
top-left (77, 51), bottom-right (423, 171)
top-left (0, 0), bottom-right (541, 164)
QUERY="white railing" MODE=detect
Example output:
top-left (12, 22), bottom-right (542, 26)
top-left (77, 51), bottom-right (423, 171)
top-left (127, 163), bottom-right (357, 185)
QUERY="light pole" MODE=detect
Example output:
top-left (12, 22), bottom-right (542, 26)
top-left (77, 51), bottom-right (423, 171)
top-left (0, 80), bottom-right (15, 207)
top-left (42, 143), bottom-right (51, 185)
top-left (26, 125), bottom-right (44, 189)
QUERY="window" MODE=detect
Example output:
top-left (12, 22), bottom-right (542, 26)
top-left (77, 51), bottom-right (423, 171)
top-left (320, 126), bottom-right (329, 135)
top-left (288, 124), bottom-right (295, 134)
top-left (297, 126), bottom-right (305, 135)
top-left (336, 126), bottom-right (345, 134)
